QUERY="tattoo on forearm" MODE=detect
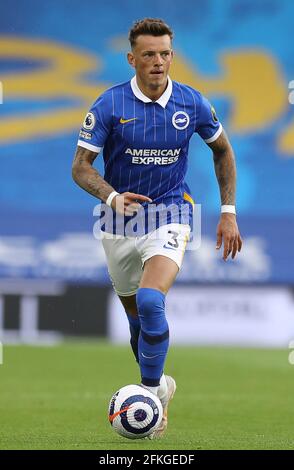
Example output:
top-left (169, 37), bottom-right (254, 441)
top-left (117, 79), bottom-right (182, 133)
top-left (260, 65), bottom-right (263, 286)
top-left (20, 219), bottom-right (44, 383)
top-left (209, 131), bottom-right (236, 205)
top-left (214, 152), bottom-right (236, 205)
top-left (72, 146), bottom-right (115, 202)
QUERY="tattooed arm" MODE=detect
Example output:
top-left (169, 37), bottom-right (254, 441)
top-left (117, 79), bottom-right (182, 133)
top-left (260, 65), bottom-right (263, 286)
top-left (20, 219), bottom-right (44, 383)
top-left (209, 130), bottom-right (236, 206)
top-left (72, 146), bottom-right (115, 202)
top-left (207, 130), bottom-right (242, 260)
top-left (72, 146), bottom-right (152, 214)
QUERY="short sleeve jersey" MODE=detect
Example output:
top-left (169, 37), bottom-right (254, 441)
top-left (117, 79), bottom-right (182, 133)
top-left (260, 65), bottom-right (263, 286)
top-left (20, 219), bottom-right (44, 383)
top-left (78, 76), bottom-right (222, 235)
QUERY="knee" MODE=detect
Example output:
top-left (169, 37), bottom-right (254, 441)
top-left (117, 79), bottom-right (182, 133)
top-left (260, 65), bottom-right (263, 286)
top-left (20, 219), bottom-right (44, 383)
top-left (136, 287), bottom-right (165, 315)
top-left (136, 288), bottom-right (167, 333)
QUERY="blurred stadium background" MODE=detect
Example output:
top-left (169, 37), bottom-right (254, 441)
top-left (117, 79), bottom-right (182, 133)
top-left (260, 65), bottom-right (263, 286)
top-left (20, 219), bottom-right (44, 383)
top-left (1, 0), bottom-right (294, 450)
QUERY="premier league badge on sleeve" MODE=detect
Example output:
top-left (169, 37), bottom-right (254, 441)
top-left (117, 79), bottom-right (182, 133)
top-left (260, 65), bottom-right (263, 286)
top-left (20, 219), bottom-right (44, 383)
top-left (83, 112), bottom-right (96, 130)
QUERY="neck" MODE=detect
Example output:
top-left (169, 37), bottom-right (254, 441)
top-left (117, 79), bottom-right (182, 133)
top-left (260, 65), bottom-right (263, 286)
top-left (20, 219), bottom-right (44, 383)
top-left (136, 75), bottom-right (168, 101)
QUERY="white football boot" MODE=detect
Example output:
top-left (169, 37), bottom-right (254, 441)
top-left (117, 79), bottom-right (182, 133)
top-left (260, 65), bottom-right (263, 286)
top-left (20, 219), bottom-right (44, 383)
top-left (148, 375), bottom-right (176, 439)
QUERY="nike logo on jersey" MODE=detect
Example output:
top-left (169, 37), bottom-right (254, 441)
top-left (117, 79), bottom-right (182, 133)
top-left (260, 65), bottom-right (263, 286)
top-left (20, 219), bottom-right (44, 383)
top-left (108, 405), bottom-right (132, 423)
top-left (120, 117), bottom-right (138, 124)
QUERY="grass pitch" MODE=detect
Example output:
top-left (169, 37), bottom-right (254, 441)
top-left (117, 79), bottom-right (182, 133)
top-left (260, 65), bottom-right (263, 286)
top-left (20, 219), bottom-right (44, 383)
top-left (0, 342), bottom-right (293, 450)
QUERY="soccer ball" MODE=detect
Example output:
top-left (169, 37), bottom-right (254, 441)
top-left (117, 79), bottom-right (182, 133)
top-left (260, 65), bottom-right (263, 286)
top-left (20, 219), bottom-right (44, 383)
top-left (108, 384), bottom-right (163, 439)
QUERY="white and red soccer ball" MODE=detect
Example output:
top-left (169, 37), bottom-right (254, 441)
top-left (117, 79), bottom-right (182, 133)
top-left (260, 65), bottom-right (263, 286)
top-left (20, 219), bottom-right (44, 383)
top-left (108, 384), bottom-right (163, 439)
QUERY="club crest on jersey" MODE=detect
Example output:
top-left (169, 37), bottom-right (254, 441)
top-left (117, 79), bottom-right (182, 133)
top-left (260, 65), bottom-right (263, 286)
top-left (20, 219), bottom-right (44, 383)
top-left (83, 112), bottom-right (95, 130)
top-left (172, 111), bottom-right (190, 130)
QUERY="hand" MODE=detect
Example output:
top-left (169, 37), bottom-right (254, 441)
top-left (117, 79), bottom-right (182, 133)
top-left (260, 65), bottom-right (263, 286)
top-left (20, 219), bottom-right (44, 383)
top-left (111, 192), bottom-right (152, 216)
top-left (216, 213), bottom-right (242, 261)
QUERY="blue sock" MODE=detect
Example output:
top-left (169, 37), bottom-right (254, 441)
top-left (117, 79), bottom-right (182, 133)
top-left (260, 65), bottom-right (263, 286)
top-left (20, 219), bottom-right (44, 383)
top-left (126, 314), bottom-right (141, 363)
top-left (136, 287), bottom-right (169, 387)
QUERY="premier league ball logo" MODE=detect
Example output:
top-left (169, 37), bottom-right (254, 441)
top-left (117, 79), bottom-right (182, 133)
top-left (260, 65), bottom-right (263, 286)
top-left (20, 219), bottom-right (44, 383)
top-left (108, 384), bottom-right (163, 439)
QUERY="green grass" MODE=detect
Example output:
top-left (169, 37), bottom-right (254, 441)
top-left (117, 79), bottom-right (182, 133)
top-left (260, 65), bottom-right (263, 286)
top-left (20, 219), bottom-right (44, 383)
top-left (0, 342), bottom-right (294, 450)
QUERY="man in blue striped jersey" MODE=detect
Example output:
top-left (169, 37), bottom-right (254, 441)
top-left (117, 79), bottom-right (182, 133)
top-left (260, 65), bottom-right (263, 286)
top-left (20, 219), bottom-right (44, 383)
top-left (72, 18), bottom-right (242, 438)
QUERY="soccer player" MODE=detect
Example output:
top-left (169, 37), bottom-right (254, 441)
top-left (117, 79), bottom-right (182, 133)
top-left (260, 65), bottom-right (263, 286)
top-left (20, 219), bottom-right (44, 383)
top-left (72, 18), bottom-right (242, 437)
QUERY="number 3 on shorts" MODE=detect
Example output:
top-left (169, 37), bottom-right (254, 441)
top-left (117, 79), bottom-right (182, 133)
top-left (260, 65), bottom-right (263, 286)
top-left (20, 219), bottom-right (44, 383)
top-left (164, 230), bottom-right (179, 249)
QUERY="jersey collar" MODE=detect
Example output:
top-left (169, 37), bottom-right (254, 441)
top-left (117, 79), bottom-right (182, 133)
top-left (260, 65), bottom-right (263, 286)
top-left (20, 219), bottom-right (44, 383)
top-left (130, 75), bottom-right (172, 108)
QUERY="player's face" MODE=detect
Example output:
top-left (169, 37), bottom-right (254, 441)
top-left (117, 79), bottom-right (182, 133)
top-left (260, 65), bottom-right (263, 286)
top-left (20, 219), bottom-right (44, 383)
top-left (128, 35), bottom-right (173, 90)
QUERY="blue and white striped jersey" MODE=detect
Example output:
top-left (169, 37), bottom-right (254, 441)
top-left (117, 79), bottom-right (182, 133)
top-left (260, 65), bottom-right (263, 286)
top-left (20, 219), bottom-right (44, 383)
top-left (78, 76), bottom-right (222, 235)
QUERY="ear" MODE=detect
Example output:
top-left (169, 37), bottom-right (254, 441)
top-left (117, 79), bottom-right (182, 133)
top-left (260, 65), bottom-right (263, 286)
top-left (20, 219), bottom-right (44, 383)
top-left (127, 52), bottom-right (136, 69)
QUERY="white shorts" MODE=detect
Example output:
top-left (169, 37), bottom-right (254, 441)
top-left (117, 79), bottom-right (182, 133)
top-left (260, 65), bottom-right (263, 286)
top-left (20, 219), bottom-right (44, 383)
top-left (101, 223), bottom-right (191, 297)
